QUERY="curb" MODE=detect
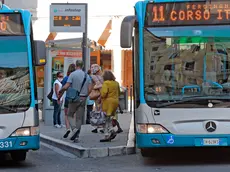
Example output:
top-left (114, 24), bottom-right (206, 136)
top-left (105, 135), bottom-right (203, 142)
top-left (40, 134), bottom-right (136, 158)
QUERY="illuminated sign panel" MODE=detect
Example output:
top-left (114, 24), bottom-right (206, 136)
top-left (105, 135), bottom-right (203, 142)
top-left (50, 3), bottom-right (87, 32)
top-left (0, 13), bottom-right (24, 35)
top-left (53, 16), bottom-right (81, 26)
top-left (146, 0), bottom-right (230, 27)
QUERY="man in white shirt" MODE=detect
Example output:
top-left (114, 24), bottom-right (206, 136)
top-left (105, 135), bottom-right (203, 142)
top-left (52, 72), bottom-right (64, 128)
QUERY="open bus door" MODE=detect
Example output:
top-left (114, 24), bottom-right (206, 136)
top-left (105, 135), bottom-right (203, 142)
top-left (120, 16), bottom-right (136, 135)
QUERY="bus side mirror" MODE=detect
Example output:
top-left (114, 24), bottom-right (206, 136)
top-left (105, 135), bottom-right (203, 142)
top-left (120, 16), bottom-right (136, 48)
top-left (34, 40), bottom-right (46, 66)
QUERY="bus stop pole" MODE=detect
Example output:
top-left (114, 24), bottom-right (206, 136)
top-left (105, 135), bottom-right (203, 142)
top-left (82, 4), bottom-right (88, 124)
top-left (130, 85), bottom-right (133, 113)
top-left (82, 4), bottom-right (88, 72)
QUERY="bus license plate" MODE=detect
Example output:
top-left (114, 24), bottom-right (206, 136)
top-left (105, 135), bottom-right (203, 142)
top-left (0, 141), bottom-right (13, 149)
top-left (203, 139), bottom-right (219, 146)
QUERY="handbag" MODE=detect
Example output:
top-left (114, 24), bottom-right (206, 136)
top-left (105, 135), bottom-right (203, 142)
top-left (66, 73), bottom-right (87, 103)
top-left (89, 89), bottom-right (100, 100)
top-left (89, 76), bottom-right (102, 100)
top-left (90, 103), bottom-right (106, 126)
top-left (47, 88), bottom-right (53, 101)
top-left (90, 111), bottom-right (106, 126)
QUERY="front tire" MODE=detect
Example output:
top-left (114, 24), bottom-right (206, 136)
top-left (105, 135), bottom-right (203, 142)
top-left (11, 151), bottom-right (27, 162)
top-left (141, 148), bottom-right (152, 157)
top-left (141, 148), bottom-right (161, 158)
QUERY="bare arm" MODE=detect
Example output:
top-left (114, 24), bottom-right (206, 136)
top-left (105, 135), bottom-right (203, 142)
top-left (58, 82), bottom-right (71, 99)
top-left (88, 83), bottom-right (93, 95)
top-left (54, 83), bottom-right (59, 98)
top-left (60, 82), bottom-right (71, 93)
top-left (91, 75), bottom-right (102, 89)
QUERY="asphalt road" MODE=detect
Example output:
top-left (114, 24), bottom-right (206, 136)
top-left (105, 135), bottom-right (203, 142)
top-left (1, 143), bottom-right (230, 172)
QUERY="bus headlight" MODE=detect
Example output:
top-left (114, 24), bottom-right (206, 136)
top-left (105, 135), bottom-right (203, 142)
top-left (11, 127), bottom-right (39, 137)
top-left (137, 124), bottom-right (169, 134)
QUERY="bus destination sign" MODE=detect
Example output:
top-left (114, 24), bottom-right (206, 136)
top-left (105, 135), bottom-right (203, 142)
top-left (0, 13), bottom-right (24, 35)
top-left (146, 0), bottom-right (230, 27)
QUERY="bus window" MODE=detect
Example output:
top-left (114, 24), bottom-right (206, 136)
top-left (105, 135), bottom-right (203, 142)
top-left (143, 28), bottom-right (230, 104)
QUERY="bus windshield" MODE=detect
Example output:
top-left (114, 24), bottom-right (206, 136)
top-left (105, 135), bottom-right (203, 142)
top-left (0, 36), bottom-right (30, 114)
top-left (144, 28), bottom-right (230, 104)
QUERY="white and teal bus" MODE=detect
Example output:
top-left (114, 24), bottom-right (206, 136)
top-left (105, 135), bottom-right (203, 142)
top-left (120, 0), bottom-right (230, 157)
top-left (0, 4), bottom-right (46, 161)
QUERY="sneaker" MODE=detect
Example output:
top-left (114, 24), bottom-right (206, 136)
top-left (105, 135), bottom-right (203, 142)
top-left (117, 129), bottom-right (123, 133)
top-left (61, 124), bottom-right (66, 128)
top-left (54, 124), bottom-right (61, 128)
top-left (70, 128), bottom-right (80, 141)
top-left (63, 129), bottom-right (71, 139)
top-left (73, 138), bottom-right (79, 143)
top-left (109, 131), bottom-right (117, 140)
top-left (91, 128), bottom-right (98, 133)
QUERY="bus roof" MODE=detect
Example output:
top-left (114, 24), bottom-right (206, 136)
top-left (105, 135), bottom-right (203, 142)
top-left (153, 0), bottom-right (206, 3)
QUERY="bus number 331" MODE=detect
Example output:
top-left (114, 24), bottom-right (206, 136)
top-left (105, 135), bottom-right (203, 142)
top-left (0, 141), bottom-right (13, 149)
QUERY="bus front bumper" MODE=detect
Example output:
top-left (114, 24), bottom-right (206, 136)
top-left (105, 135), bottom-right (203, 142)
top-left (0, 135), bottom-right (40, 151)
top-left (136, 133), bottom-right (230, 148)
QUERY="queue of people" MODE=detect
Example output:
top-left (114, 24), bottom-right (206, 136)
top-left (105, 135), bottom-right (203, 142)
top-left (50, 60), bottom-right (123, 143)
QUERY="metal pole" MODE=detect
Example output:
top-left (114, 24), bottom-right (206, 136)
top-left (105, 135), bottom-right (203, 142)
top-left (82, 4), bottom-right (88, 124)
top-left (130, 85), bottom-right (133, 113)
top-left (126, 85), bottom-right (129, 111)
top-left (82, 4), bottom-right (88, 72)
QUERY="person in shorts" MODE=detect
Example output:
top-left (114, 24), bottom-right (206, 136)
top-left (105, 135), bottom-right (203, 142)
top-left (61, 63), bottom-right (76, 138)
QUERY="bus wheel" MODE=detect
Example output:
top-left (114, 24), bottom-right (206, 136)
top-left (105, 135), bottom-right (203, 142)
top-left (11, 151), bottom-right (27, 162)
top-left (141, 148), bottom-right (160, 158)
top-left (141, 148), bottom-right (151, 157)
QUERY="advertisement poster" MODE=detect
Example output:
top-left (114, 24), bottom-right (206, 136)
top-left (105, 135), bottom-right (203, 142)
top-left (50, 50), bottom-right (82, 106)
top-left (36, 66), bottom-right (44, 87)
top-left (52, 55), bottom-right (64, 85)
top-left (63, 50), bottom-right (82, 76)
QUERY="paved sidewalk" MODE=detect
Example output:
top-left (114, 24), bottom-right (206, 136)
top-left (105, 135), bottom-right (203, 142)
top-left (40, 113), bottom-right (136, 158)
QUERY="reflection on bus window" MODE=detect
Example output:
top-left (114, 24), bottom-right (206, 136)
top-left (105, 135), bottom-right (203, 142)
top-left (144, 28), bottom-right (230, 104)
top-left (0, 36), bottom-right (30, 114)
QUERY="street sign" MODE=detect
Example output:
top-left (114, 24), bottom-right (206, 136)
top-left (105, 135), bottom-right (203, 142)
top-left (50, 3), bottom-right (87, 33)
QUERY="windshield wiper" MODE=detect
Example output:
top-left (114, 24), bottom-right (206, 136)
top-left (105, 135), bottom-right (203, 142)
top-left (156, 96), bottom-right (229, 108)
top-left (0, 105), bottom-right (17, 113)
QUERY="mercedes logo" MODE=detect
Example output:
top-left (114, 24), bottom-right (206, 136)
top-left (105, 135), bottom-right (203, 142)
top-left (154, 110), bottom-right (160, 115)
top-left (205, 121), bottom-right (217, 132)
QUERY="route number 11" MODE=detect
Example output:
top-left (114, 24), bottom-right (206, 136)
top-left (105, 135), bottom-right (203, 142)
top-left (152, 5), bottom-right (165, 22)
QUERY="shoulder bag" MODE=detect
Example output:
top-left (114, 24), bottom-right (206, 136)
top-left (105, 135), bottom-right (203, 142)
top-left (47, 88), bottom-right (53, 101)
top-left (66, 73), bottom-right (87, 103)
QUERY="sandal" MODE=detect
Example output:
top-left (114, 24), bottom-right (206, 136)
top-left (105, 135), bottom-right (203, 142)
top-left (109, 132), bottom-right (117, 140)
top-left (100, 136), bottom-right (111, 142)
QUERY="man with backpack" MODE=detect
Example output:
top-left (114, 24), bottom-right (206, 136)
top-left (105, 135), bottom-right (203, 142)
top-left (58, 60), bottom-right (93, 142)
